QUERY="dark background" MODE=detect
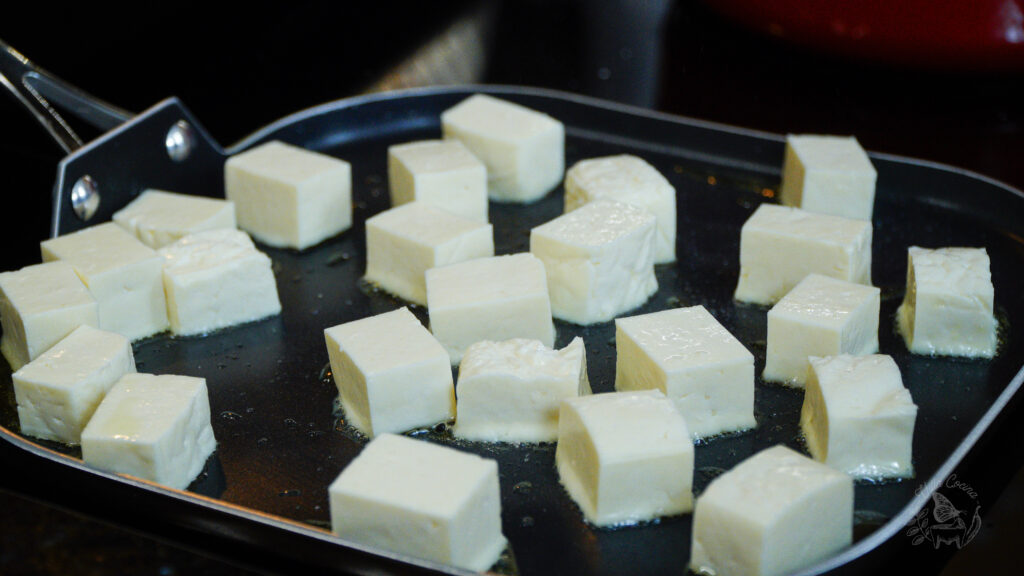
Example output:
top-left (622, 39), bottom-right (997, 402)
top-left (2, 1), bottom-right (1022, 574)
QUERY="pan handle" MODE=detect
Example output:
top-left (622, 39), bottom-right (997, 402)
top-left (0, 38), bottom-right (133, 154)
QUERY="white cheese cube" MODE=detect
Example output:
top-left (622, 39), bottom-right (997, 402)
top-left (441, 93), bottom-right (564, 203)
top-left (454, 337), bottom-right (590, 443)
top-left (0, 261), bottom-right (98, 371)
top-left (387, 139), bottom-right (488, 222)
top-left (530, 199), bottom-right (657, 325)
top-left (734, 204), bottom-right (872, 305)
top-left (801, 355), bottom-right (917, 479)
top-left (615, 306), bottom-right (755, 439)
top-left (41, 223), bottom-right (167, 342)
top-left (12, 325), bottom-right (135, 444)
top-left (81, 373), bottom-right (217, 491)
top-left (112, 189), bottom-right (236, 249)
top-left (564, 154), bottom-right (677, 263)
top-left (556, 390), bottom-right (694, 527)
top-left (690, 445), bottom-right (853, 576)
top-left (328, 434), bottom-right (506, 572)
top-left (159, 229), bottom-right (281, 336)
top-left (324, 307), bottom-right (454, 437)
top-left (896, 246), bottom-right (997, 358)
top-left (364, 202), bottom-right (494, 306)
top-left (764, 274), bottom-right (880, 387)
top-left (425, 253), bottom-right (555, 364)
top-left (224, 140), bottom-right (352, 250)
top-left (779, 134), bottom-right (877, 221)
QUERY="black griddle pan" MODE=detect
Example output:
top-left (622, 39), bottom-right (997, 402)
top-left (2, 41), bottom-right (1023, 576)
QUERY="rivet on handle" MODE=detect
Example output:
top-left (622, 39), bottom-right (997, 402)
top-left (71, 174), bottom-right (100, 221)
top-left (165, 120), bottom-right (196, 162)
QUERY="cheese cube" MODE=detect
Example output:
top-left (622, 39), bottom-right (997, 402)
top-left (764, 274), bottom-right (880, 386)
top-left (454, 337), bottom-right (590, 443)
top-left (425, 253), bottom-right (555, 364)
top-left (564, 154), bottom-right (677, 263)
top-left (530, 199), bottom-right (657, 325)
top-left (387, 139), bottom-right (488, 222)
top-left (0, 261), bottom-right (98, 371)
top-left (224, 140), bottom-right (352, 250)
top-left (112, 189), bottom-right (236, 249)
top-left (734, 204), bottom-right (872, 305)
top-left (896, 246), bottom-right (997, 358)
top-left (81, 373), bottom-right (217, 491)
top-left (779, 135), bottom-right (877, 221)
top-left (328, 434), bottom-right (506, 572)
top-left (159, 229), bottom-right (281, 336)
top-left (615, 306), bottom-right (755, 439)
top-left (12, 325), bottom-right (135, 444)
top-left (324, 307), bottom-right (454, 437)
top-left (556, 390), bottom-right (694, 527)
top-left (690, 445), bottom-right (853, 576)
top-left (801, 355), bottom-right (917, 479)
top-left (441, 93), bottom-right (564, 203)
top-left (364, 202), bottom-right (494, 306)
top-left (40, 223), bottom-right (167, 342)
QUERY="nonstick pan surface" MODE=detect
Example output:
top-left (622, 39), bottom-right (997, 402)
top-left (2, 86), bottom-right (1023, 576)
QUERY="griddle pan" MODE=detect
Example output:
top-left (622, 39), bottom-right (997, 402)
top-left (2, 40), bottom-right (1023, 576)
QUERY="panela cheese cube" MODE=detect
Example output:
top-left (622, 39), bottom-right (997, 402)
top-left (441, 94), bottom-right (564, 203)
top-left (0, 261), bottom-right (98, 371)
top-left (779, 134), bottom-right (877, 221)
top-left (801, 355), bottom-right (917, 479)
top-left (159, 229), bottom-right (281, 336)
top-left (225, 140), bottom-right (352, 250)
top-left (734, 204), bottom-right (872, 306)
top-left (81, 373), bottom-right (217, 491)
top-left (690, 445), bottom-right (853, 576)
top-left (764, 274), bottom-right (880, 386)
top-left (13, 325), bottom-right (135, 444)
top-left (329, 434), bottom-right (506, 572)
top-left (556, 390), bottom-right (694, 527)
top-left (41, 223), bottom-right (168, 341)
top-left (564, 154), bottom-right (677, 263)
top-left (896, 246), bottom-right (997, 358)
top-left (387, 139), bottom-right (488, 222)
top-left (530, 199), bottom-right (657, 325)
top-left (364, 202), bottom-right (494, 306)
top-left (426, 253), bottom-right (555, 364)
top-left (454, 337), bottom-right (590, 443)
top-left (615, 306), bottom-right (755, 439)
top-left (324, 307), bottom-right (454, 437)
top-left (112, 189), bottom-right (236, 249)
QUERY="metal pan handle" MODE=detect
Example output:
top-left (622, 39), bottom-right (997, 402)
top-left (0, 38), bottom-right (134, 154)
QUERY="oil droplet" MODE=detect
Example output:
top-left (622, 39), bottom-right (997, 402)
top-left (256, 437), bottom-right (268, 448)
top-left (279, 489), bottom-right (301, 497)
top-left (513, 481), bottom-right (533, 495)
top-left (284, 418), bottom-right (299, 429)
top-left (521, 516), bottom-right (535, 528)
top-left (220, 411), bottom-right (243, 421)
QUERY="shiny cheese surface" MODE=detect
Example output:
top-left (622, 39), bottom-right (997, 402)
top-left (454, 337), bottom-right (590, 442)
top-left (896, 246), bottom-right (997, 357)
top-left (112, 189), bottom-right (236, 249)
top-left (441, 94), bottom-right (564, 203)
top-left (530, 199), bottom-right (657, 325)
top-left (159, 229), bottom-right (281, 336)
top-left (779, 134), bottom-right (877, 220)
top-left (690, 445), bottom-right (853, 576)
top-left (0, 261), bottom-right (98, 371)
top-left (734, 204), bottom-right (872, 305)
top-left (615, 305), bottom-right (755, 439)
top-left (387, 139), bottom-right (488, 222)
top-left (801, 354), bottom-right (917, 479)
top-left (564, 154), bottom-right (677, 263)
top-left (364, 202), bottom-right (493, 306)
top-left (80, 373), bottom-right (216, 491)
top-left (324, 307), bottom-right (454, 437)
top-left (41, 222), bottom-right (168, 341)
top-left (328, 433), bottom-right (506, 572)
top-left (224, 140), bottom-right (352, 249)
